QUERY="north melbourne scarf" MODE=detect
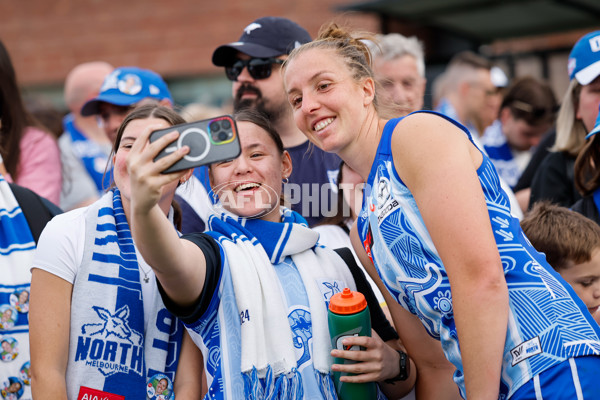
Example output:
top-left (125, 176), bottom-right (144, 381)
top-left (67, 189), bottom-right (182, 399)
top-left (208, 208), bottom-right (356, 400)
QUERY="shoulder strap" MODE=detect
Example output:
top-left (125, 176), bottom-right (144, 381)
top-left (334, 247), bottom-right (399, 342)
top-left (9, 183), bottom-right (62, 243)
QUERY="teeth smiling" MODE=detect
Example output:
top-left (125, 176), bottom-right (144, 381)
top-left (314, 117), bottom-right (334, 132)
top-left (234, 182), bottom-right (260, 192)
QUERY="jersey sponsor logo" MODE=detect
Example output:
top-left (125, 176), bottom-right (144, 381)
top-left (75, 305), bottom-right (144, 377)
top-left (510, 336), bottom-right (542, 366)
top-left (77, 386), bottom-right (125, 400)
top-left (374, 175), bottom-right (400, 224)
top-left (377, 199), bottom-right (399, 224)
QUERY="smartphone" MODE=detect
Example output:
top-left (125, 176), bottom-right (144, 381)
top-left (149, 115), bottom-right (241, 173)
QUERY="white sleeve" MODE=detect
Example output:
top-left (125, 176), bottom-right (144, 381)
top-left (31, 207), bottom-right (86, 284)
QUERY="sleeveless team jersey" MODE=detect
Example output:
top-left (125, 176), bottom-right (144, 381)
top-left (357, 112), bottom-right (600, 399)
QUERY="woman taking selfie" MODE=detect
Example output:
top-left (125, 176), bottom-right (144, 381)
top-left (29, 105), bottom-right (201, 399)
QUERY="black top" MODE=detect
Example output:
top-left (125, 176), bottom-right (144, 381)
top-left (528, 150), bottom-right (581, 209)
top-left (175, 194), bottom-right (206, 235)
top-left (159, 232), bottom-right (399, 343)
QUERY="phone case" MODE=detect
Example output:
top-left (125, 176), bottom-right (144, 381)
top-left (149, 115), bottom-right (241, 173)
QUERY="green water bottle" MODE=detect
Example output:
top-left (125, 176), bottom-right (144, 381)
top-left (328, 287), bottom-right (377, 400)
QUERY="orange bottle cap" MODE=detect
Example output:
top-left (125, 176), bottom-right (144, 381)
top-left (329, 288), bottom-right (367, 314)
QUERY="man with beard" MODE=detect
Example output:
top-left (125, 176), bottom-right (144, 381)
top-left (212, 17), bottom-right (341, 227)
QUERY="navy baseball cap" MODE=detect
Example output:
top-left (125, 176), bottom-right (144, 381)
top-left (585, 104), bottom-right (600, 140)
top-left (568, 31), bottom-right (600, 85)
top-left (212, 17), bottom-right (311, 67)
top-left (81, 66), bottom-right (172, 116)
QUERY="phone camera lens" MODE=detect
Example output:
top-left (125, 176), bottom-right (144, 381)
top-left (210, 121), bottom-right (221, 132)
top-left (218, 131), bottom-right (228, 141)
top-left (221, 119), bottom-right (231, 130)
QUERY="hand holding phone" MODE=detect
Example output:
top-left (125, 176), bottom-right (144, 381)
top-left (149, 115), bottom-right (241, 173)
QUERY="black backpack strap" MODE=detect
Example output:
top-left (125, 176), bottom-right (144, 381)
top-left (8, 183), bottom-right (62, 243)
top-left (334, 247), bottom-right (399, 342)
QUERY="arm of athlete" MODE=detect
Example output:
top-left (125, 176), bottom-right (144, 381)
top-left (391, 113), bottom-right (509, 399)
top-left (126, 124), bottom-right (208, 308)
top-left (350, 225), bottom-right (462, 400)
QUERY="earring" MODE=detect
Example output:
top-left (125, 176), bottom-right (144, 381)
top-left (282, 176), bottom-right (289, 184)
top-left (179, 177), bottom-right (187, 185)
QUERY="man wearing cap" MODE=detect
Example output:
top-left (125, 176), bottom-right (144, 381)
top-left (81, 66), bottom-right (173, 144)
top-left (59, 61), bottom-right (114, 211)
top-left (212, 16), bottom-right (341, 227)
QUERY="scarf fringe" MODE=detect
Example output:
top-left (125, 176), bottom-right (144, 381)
top-left (243, 366), bottom-right (304, 400)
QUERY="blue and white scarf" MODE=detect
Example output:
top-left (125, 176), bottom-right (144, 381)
top-left (207, 208), bottom-right (356, 400)
top-left (0, 174), bottom-right (35, 400)
top-left (67, 189), bottom-right (182, 400)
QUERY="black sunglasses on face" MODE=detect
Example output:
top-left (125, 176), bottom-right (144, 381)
top-left (225, 58), bottom-right (284, 81)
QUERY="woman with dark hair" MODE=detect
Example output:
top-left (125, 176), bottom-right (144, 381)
top-left (127, 107), bottom-right (415, 399)
top-left (29, 105), bottom-right (201, 399)
top-left (0, 40), bottom-right (61, 204)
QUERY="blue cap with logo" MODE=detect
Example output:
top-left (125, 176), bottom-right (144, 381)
top-left (212, 16), bottom-right (311, 67)
top-left (568, 31), bottom-right (600, 85)
top-left (81, 66), bottom-right (172, 116)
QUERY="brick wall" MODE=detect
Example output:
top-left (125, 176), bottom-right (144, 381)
top-left (0, 0), bottom-right (379, 87)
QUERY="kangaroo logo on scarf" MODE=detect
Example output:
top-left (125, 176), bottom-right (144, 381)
top-left (75, 305), bottom-right (144, 377)
top-left (317, 279), bottom-right (343, 311)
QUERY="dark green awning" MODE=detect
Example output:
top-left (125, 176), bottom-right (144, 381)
top-left (341, 0), bottom-right (600, 42)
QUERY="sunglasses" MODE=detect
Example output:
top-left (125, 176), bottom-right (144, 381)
top-left (225, 58), bottom-right (284, 81)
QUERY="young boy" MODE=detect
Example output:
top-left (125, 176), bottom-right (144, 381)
top-left (521, 201), bottom-right (600, 324)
